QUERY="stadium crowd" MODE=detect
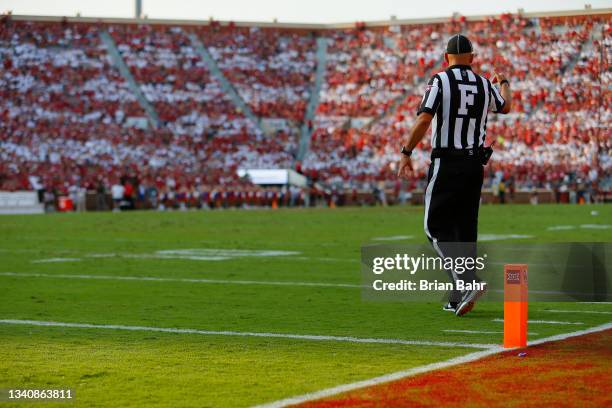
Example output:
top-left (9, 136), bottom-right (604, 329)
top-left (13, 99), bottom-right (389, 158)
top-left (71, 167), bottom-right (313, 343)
top-left (0, 18), bottom-right (297, 201)
top-left (303, 13), bottom-right (611, 199)
top-left (200, 24), bottom-right (316, 121)
top-left (0, 12), bottom-right (610, 210)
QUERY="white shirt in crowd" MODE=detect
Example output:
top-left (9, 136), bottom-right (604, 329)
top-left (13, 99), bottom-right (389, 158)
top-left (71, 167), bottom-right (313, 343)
top-left (111, 184), bottom-right (125, 200)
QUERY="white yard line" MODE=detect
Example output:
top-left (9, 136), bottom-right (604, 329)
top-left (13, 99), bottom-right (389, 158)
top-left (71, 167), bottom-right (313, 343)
top-left (546, 225), bottom-right (576, 231)
top-left (31, 258), bottom-right (82, 263)
top-left (254, 322), bottom-right (612, 408)
top-left (580, 224), bottom-right (610, 229)
top-left (0, 272), bottom-right (364, 289)
top-left (544, 309), bottom-right (612, 315)
top-left (290, 257), bottom-right (359, 263)
top-left (371, 235), bottom-right (414, 241)
top-left (0, 319), bottom-right (495, 349)
top-left (478, 234), bottom-right (533, 241)
top-left (28, 255), bottom-right (358, 264)
top-left (492, 318), bottom-right (583, 325)
top-left (443, 329), bottom-right (538, 335)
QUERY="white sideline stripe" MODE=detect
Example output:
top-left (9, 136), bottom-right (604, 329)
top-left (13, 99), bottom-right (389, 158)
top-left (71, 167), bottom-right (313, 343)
top-left (544, 309), bottom-right (612, 315)
top-left (492, 318), bottom-right (584, 325)
top-left (254, 322), bottom-right (612, 408)
top-left (0, 319), bottom-right (495, 349)
top-left (579, 302), bottom-right (612, 304)
top-left (443, 329), bottom-right (539, 335)
top-left (524, 322), bottom-right (612, 346)
top-left (256, 349), bottom-right (504, 408)
top-left (0, 272), bottom-right (363, 289)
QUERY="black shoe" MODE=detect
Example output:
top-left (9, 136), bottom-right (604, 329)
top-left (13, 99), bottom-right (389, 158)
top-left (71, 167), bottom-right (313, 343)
top-left (455, 285), bottom-right (487, 317)
top-left (443, 302), bottom-right (457, 312)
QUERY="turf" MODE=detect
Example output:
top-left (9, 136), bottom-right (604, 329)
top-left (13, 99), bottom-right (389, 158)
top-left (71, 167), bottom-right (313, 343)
top-left (0, 326), bottom-right (471, 408)
top-left (0, 204), bottom-right (610, 406)
top-left (304, 329), bottom-right (612, 408)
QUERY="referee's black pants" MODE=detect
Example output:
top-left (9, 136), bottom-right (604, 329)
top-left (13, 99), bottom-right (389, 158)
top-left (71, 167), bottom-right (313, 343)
top-left (424, 157), bottom-right (484, 303)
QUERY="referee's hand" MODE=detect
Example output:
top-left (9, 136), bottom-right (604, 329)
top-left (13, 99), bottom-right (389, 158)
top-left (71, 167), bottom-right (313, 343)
top-left (492, 70), bottom-right (507, 84)
top-left (397, 155), bottom-right (413, 179)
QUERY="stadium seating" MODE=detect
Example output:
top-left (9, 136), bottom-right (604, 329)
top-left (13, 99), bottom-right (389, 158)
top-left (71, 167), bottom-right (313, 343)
top-left (303, 14), bottom-right (611, 196)
top-left (197, 25), bottom-right (316, 122)
top-left (0, 19), bottom-right (296, 196)
top-left (0, 12), bottom-right (609, 206)
top-left (0, 20), bottom-right (148, 192)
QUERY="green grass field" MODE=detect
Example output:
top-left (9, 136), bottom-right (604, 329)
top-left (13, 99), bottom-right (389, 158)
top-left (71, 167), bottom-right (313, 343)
top-left (0, 205), bottom-right (610, 407)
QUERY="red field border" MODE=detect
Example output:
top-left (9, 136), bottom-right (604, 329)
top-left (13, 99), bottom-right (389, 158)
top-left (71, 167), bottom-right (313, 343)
top-left (255, 323), bottom-right (612, 408)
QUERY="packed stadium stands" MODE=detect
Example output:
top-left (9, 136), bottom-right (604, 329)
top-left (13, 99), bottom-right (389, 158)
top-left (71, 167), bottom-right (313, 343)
top-left (198, 24), bottom-right (316, 122)
top-left (304, 14), bottom-right (610, 198)
top-left (0, 11), bottom-right (610, 209)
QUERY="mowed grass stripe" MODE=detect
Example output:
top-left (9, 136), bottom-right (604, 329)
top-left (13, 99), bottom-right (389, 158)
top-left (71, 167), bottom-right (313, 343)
top-left (1, 272), bottom-right (602, 299)
top-left (0, 272), bottom-right (363, 289)
top-left (2, 273), bottom-right (610, 344)
top-left (0, 319), bottom-right (496, 349)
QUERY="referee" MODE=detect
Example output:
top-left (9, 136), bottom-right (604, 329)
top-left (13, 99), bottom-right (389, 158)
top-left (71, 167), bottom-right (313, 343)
top-left (397, 34), bottom-right (512, 316)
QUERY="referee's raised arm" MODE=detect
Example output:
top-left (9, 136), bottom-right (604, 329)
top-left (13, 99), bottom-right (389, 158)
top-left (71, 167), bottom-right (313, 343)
top-left (492, 71), bottom-right (512, 114)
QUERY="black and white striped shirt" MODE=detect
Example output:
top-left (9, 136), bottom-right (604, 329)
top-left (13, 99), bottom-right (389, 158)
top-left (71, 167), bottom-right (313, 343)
top-left (417, 65), bottom-right (505, 150)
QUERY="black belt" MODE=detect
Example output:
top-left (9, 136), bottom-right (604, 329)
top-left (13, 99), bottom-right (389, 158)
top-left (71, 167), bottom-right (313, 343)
top-left (431, 146), bottom-right (493, 165)
top-left (431, 148), bottom-right (479, 159)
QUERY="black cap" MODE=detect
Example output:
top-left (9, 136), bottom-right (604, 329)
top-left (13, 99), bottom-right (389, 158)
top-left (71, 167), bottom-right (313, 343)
top-left (446, 34), bottom-right (473, 54)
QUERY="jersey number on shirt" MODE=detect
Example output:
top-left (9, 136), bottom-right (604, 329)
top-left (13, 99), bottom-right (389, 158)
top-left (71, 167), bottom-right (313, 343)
top-left (457, 84), bottom-right (478, 115)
